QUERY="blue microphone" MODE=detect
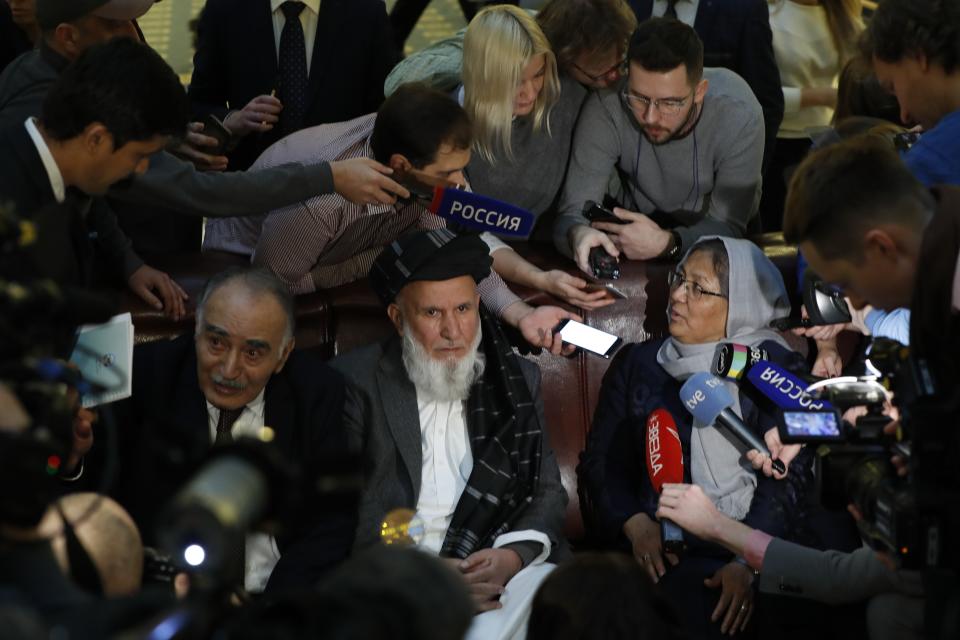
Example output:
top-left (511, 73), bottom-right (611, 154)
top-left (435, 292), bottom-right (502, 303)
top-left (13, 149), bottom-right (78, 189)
top-left (746, 361), bottom-right (834, 411)
top-left (679, 373), bottom-right (787, 475)
top-left (423, 187), bottom-right (535, 237)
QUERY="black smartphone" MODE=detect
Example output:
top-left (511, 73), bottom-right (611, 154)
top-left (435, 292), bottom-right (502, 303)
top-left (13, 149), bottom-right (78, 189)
top-left (661, 520), bottom-right (685, 555)
top-left (589, 246), bottom-right (621, 280)
top-left (582, 200), bottom-right (627, 225)
top-left (199, 114), bottom-right (232, 154)
top-left (555, 319), bottom-right (623, 358)
top-left (893, 131), bottom-right (920, 152)
top-left (777, 408), bottom-right (845, 443)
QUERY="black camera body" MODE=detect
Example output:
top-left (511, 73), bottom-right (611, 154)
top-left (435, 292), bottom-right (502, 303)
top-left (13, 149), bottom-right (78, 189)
top-left (806, 339), bottom-right (958, 571)
top-left (588, 246), bottom-right (620, 280)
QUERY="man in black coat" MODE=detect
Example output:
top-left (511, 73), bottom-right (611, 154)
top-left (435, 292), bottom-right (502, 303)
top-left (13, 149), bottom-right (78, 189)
top-left (188, 0), bottom-right (397, 170)
top-left (95, 266), bottom-right (355, 593)
top-left (0, 37), bottom-right (189, 315)
top-left (628, 0), bottom-right (784, 176)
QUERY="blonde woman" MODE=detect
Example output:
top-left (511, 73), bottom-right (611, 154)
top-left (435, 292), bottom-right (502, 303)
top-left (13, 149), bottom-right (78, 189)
top-left (759, 0), bottom-right (864, 231)
top-left (460, 6), bottom-right (581, 234)
top-left (458, 5), bottom-right (619, 311)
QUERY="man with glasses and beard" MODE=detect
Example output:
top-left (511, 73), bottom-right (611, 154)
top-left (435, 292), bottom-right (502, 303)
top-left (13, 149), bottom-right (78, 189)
top-left (331, 229), bottom-right (567, 640)
top-left (554, 18), bottom-right (764, 274)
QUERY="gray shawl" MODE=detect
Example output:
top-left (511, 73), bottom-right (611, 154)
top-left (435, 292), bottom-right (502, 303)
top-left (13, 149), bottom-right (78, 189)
top-left (656, 237), bottom-right (792, 520)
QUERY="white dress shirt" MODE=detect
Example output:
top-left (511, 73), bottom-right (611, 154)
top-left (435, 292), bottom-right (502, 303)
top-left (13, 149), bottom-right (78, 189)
top-left (415, 396), bottom-right (473, 554)
top-left (413, 391), bottom-right (551, 561)
top-left (270, 0), bottom-right (321, 76)
top-left (24, 117), bottom-right (66, 204)
top-left (652, 0), bottom-right (700, 26)
top-left (205, 389), bottom-right (280, 593)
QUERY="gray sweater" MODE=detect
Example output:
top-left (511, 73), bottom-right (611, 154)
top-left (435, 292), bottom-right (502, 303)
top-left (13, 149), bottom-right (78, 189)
top-left (465, 74), bottom-right (588, 238)
top-left (384, 33), bottom-right (588, 239)
top-left (553, 67), bottom-right (764, 256)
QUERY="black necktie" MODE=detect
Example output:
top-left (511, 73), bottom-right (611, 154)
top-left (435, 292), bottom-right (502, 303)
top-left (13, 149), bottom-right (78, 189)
top-left (664, 0), bottom-right (679, 19)
top-left (215, 407), bottom-right (245, 445)
top-left (278, 1), bottom-right (308, 135)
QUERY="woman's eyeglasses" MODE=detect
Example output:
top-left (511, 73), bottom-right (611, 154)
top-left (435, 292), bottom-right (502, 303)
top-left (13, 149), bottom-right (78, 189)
top-left (667, 269), bottom-right (727, 301)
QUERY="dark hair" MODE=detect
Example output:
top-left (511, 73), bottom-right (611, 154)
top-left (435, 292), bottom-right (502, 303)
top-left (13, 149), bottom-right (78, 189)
top-left (686, 238), bottom-right (729, 297)
top-left (628, 17), bottom-right (704, 84)
top-left (536, 0), bottom-right (638, 70)
top-left (834, 56), bottom-right (902, 124)
top-left (528, 552), bottom-right (687, 640)
top-left (860, 0), bottom-right (960, 73)
top-left (316, 546), bottom-right (473, 640)
top-left (41, 39), bottom-right (189, 148)
top-left (197, 267), bottom-right (296, 343)
top-left (783, 135), bottom-right (934, 260)
top-left (370, 83), bottom-right (473, 168)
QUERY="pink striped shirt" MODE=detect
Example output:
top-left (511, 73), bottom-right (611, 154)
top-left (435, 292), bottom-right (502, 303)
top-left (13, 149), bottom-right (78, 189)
top-left (203, 114), bottom-right (520, 315)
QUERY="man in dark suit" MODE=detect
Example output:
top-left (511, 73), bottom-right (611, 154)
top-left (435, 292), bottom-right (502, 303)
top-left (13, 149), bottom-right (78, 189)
top-left (628, 0), bottom-right (784, 175)
top-left (96, 266), bottom-right (354, 593)
top-left (0, 37), bottom-right (188, 311)
top-left (188, 0), bottom-right (397, 170)
top-left (331, 230), bottom-right (567, 640)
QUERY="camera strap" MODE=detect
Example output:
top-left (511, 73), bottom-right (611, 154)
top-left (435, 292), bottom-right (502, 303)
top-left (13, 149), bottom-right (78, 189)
top-left (56, 502), bottom-right (104, 597)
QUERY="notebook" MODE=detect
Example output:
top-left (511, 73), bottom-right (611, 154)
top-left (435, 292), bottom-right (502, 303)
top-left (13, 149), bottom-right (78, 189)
top-left (69, 312), bottom-right (134, 408)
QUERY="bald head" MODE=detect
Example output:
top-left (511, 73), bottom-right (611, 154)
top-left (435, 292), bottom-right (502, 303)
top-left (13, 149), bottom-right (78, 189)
top-left (50, 493), bottom-right (143, 597)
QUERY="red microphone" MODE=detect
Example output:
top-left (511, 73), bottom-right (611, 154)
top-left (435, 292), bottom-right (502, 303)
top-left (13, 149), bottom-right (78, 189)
top-left (646, 409), bottom-right (685, 554)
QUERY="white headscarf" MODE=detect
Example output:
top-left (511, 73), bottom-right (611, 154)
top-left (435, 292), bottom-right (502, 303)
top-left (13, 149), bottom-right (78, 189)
top-left (656, 237), bottom-right (792, 520)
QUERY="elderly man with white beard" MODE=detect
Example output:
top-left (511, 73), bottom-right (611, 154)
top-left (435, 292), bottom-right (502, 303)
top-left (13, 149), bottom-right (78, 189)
top-left (330, 229), bottom-right (568, 640)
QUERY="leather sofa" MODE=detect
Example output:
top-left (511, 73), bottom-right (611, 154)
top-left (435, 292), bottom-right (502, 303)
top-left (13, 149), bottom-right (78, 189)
top-left (124, 236), bottom-right (804, 543)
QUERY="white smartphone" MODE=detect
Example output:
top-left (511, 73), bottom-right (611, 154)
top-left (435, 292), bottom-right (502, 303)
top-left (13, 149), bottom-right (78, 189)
top-left (555, 319), bottom-right (623, 358)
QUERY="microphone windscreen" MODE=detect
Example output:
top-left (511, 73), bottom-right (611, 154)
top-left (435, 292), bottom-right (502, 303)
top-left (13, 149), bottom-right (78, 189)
top-left (746, 360), bottom-right (834, 411)
top-left (428, 188), bottom-right (535, 237)
top-left (645, 408), bottom-right (683, 492)
top-left (712, 343), bottom-right (768, 380)
top-left (679, 372), bottom-right (733, 425)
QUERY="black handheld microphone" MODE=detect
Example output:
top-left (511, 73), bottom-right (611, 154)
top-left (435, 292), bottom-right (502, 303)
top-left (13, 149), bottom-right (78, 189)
top-left (711, 343), bottom-right (769, 381)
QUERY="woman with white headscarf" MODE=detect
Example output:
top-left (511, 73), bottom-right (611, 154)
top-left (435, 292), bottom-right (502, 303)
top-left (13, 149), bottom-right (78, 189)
top-left (580, 237), bottom-right (816, 638)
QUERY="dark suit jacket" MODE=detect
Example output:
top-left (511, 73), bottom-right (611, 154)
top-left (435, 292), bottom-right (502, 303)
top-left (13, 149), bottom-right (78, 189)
top-left (97, 334), bottom-right (355, 590)
top-left (188, 0), bottom-right (397, 170)
top-left (628, 0), bottom-right (784, 172)
top-left (0, 3), bottom-right (32, 79)
top-left (0, 123), bottom-right (95, 286)
top-left (330, 336), bottom-right (569, 562)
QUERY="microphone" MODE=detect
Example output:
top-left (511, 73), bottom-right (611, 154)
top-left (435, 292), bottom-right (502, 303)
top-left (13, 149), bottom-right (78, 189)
top-left (0, 357), bottom-right (106, 396)
top-left (711, 343), bottom-right (768, 381)
top-left (745, 360), bottom-right (834, 411)
top-left (646, 409), bottom-right (685, 554)
top-left (416, 187), bottom-right (535, 237)
top-left (679, 373), bottom-right (787, 475)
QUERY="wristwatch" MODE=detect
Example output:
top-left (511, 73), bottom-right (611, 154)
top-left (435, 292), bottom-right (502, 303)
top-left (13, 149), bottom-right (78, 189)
top-left (661, 230), bottom-right (682, 261)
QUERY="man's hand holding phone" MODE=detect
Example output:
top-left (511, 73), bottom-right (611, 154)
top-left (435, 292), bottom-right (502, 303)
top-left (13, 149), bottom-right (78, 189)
top-left (223, 94), bottom-right (283, 136)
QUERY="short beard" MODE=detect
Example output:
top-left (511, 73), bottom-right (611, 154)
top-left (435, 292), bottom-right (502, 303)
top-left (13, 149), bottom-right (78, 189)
top-left (401, 327), bottom-right (485, 402)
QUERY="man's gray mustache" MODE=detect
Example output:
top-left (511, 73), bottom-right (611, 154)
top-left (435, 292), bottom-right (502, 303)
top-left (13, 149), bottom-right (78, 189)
top-left (212, 374), bottom-right (246, 390)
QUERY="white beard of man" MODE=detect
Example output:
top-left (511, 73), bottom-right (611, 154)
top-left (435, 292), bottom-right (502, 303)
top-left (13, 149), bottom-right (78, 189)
top-left (400, 325), bottom-right (485, 403)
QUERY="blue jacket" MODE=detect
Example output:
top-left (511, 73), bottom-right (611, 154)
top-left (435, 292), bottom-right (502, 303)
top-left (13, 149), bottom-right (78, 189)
top-left (905, 109), bottom-right (960, 188)
top-left (579, 337), bottom-right (814, 549)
